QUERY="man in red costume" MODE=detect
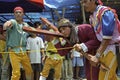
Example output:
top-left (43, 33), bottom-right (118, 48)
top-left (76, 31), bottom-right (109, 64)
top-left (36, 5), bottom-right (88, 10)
top-left (58, 18), bottom-right (100, 80)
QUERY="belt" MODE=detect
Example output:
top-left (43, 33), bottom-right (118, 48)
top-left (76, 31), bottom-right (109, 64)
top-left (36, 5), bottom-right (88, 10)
top-left (8, 46), bottom-right (25, 54)
top-left (47, 51), bottom-right (57, 55)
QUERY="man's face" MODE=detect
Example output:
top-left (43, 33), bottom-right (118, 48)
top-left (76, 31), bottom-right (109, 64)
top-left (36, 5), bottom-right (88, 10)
top-left (81, 0), bottom-right (96, 13)
top-left (59, 26), bottom-right (71, 38)
top-left (14, 10), bottom-right (24, 20)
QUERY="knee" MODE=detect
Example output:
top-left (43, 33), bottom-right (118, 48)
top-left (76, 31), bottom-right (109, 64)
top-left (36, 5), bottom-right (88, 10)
top-left (12, 70), bottom-right (21, 77)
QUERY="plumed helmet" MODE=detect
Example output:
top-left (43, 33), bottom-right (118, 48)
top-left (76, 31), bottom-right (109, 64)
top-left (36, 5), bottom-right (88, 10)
top-left (14, 6), bottom-right (24, 12)
top-left (58, 18), bottom-right (73, 29)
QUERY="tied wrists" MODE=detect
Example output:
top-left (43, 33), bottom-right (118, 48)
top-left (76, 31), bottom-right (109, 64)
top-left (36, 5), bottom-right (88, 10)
top-left (95, 53), bottom-right (101, 59)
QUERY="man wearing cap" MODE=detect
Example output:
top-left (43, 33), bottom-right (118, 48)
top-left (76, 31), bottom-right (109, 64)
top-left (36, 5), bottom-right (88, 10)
top-left (58, 18), bottom-right (100, 80)
top-left (81, 0), bottom-right (120, 80)
top-left (3, 6), bottom-right (33, 80)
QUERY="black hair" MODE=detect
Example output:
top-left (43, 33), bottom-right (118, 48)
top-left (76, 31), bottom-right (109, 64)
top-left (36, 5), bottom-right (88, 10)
top-left (34, 21), bottom-right (41, 28)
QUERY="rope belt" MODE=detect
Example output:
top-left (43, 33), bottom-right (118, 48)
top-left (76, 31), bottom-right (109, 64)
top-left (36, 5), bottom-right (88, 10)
top-left (0, 47), bottom-right (74, 54)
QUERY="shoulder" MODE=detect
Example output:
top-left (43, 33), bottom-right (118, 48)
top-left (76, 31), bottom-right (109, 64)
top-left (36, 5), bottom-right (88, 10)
top-left (97, 5), bottom-right (114, 17)
top-left (23, 22), bottom-right (29, 27)
top-left (10, 19), bottom-right (17, 24)
top-left (78, 24), bottom-right (92, 29)
top-left (77, 24), bottom-right (94, 34)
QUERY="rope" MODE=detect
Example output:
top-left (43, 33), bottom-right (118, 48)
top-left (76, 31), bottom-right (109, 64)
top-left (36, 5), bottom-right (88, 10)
top-left (0, 47), bottom-right (74, 54)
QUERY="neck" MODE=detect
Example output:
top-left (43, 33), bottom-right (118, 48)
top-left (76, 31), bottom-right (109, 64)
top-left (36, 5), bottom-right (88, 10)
top-left (16, 18), bottom-right (23, 24)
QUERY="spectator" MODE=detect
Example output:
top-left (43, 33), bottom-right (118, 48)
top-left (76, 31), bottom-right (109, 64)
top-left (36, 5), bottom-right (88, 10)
top-left (26, 32), bottom-right (45, 80)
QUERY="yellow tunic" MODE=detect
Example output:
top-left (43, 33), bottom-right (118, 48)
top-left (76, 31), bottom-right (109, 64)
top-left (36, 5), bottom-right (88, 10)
top-left (0, 40), bottom-right (6, 58)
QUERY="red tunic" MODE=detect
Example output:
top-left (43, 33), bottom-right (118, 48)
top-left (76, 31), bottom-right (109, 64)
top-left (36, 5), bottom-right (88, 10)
top-left (55, 24), bottom-right (100, 80)
top-left (77, 24), bottom-right (100, 80)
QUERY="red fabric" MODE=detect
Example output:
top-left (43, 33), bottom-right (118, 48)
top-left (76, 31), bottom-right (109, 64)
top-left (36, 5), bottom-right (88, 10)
top-left (14, 6), bottom-right (24, 12)
top-left (77, 24), bottom-right (100, 53)
top-left (29, 0), bottom-right (44, 8)
top-left (55, 42), bottom-right (72, 56)
top-left (77, 24), bottom-right (100, 80)
top-left (85, 60), bottom-right (99, 80)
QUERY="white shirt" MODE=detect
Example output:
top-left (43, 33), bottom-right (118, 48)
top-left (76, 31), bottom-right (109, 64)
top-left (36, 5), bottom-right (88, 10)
top-left (72, 50), bottom-right (81, 57)
top-left (26, 36), bottom-right (44, 63)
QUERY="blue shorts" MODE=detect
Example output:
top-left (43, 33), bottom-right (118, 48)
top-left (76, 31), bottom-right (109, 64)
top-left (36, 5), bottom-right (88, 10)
top-left (72, 57), bottom-right (84, 67)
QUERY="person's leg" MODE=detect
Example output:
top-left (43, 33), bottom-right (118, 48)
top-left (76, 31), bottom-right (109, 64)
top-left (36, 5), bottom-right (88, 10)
top-left (46, 68), bottom-right (54, 80)
top-left (72, 57), bottom-right (76, 79)
top-left (54, 60), bottom-right (63, 80)
top-left (99, 51), bottom-right (117, 80)
top-left (76, 66), bottom-right (80, 79)
top-left (20, 68), bottom-right (26, 80)
top-left (76, 57), bottom-right (85, 79)
top-left (61, 59), bottom-right (65, 80)
top-left (64, 59), bottom-right (68, 78)
top-left (31, 64), bottom-right (35, 80)
top-left (21, 53), bottom-right (33, 80)
top-left (68, 59), bottom-right (73, 79)
top-left (9, 52), bottom-right (21, 80)
top-left (34, 64), bottom-right (41, 80)
top-left (40, 58), bottom-right (52, 80)
top-left (1, 58), bottom-right (11, 80)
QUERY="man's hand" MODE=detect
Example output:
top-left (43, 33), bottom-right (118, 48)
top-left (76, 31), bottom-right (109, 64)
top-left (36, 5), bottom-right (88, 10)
top-left (88, 54), bottom-right (110, 71)
top-left (90, 55), bottom-right (99, 63)
top-left (3, 21), bottom-right (12, 30)
top-left (42, 55), bottom-right (46, 64)
top-left (73, 44), bottom-right (82, 52)
top-left (88, 54), bottom-right (99, 67)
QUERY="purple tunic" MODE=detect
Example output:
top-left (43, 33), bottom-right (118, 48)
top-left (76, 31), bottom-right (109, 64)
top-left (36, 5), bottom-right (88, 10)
top-left (77, 24), bottom-right (100, 80)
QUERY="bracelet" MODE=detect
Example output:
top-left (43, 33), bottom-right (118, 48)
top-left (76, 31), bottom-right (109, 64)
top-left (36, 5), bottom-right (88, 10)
top-left (95, 53), bottom-right (101, 59)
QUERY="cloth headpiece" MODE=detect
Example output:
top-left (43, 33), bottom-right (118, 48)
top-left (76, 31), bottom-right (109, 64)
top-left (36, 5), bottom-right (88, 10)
top-left (14, 6), bottom-right (24, 12)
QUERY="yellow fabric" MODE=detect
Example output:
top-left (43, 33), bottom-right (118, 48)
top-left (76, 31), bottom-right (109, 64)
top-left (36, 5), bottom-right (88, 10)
top-left (99, 51), bottom-right (117, 80)
top-left (9, 51), bottom-right (33, 80)
top-left (46, 42), bottom-right (57, 53)
top-left (46, 42), bottom-right (64, 60)
top-left (41, 57), bottom-right (63, 79)
top-left (0, 40), bottom-right (6, 52)
top-left (0, 40), bottom-right (6, 60)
